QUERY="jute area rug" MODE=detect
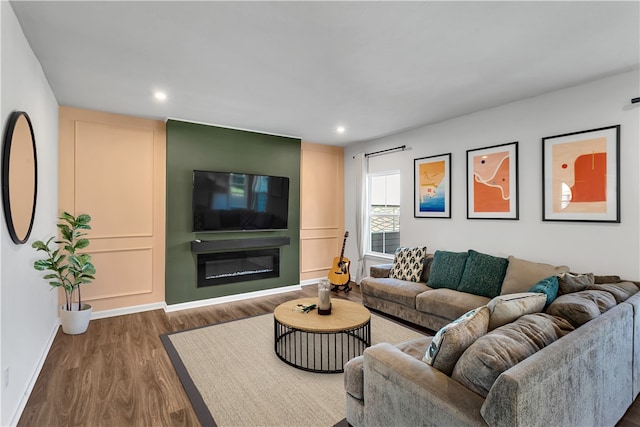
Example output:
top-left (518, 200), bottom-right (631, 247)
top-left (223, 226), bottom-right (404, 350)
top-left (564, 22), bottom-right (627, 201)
top-left (161, 312), bottom-right (426, 427)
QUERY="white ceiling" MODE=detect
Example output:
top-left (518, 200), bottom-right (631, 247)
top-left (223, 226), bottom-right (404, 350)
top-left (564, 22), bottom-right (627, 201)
top-left (9, 1), bottom-right (640, 145)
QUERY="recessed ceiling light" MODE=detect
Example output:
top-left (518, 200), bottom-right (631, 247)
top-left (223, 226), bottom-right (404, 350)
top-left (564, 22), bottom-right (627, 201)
top-left (154, 91), bottom-right (167, 101)
top-left (336, 126), bottom-right (346, 134)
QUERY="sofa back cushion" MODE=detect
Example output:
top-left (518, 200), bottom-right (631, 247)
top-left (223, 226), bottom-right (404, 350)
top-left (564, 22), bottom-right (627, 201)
top-left (500, 256), bottom-right (569, 295)
top-left (457, 250), bottom-right (508, 299)
top-left (419, 254), bottom-right (435, 283)
top-left (427, 250), bottom-right (469, 290)
top-left (546, 289), bottom-right (616, 328)
top-left (557, 272), bottom-right (594, 295)
top-left (388, 246), bottom-right (428, 282)
top-left (422, 306), bottom-right (490, 376)
top-left (587, 282), bottom-right (638, 304)
top-left (487, 292), bottom-right (546, 330)
top-left (452, 313), bottom-right (574, 397)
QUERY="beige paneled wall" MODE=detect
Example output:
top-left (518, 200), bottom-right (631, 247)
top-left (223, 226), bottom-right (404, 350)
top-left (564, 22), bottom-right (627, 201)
top-left (300, 142), bottom-right (345, 282)
top-left (58, 107), bottom-right (166, 312)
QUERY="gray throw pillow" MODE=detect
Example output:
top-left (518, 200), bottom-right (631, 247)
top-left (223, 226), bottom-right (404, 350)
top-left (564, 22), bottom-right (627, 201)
top-left (557, 272), bottom-right (595, 295)
top-left (486, 292), bottom-right (546, 331)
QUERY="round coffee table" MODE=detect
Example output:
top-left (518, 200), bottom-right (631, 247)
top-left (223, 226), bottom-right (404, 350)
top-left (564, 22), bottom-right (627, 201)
top-left (273, 297), bottom-right (371, 373)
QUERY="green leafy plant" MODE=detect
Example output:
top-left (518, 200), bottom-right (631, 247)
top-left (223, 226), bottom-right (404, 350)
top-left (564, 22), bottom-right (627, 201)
top-left (32, 212), bottom-right (96, 311)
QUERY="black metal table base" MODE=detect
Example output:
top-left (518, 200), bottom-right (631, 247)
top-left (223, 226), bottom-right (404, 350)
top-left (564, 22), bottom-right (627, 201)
top-left (274, 318), bottom-right (371, 373)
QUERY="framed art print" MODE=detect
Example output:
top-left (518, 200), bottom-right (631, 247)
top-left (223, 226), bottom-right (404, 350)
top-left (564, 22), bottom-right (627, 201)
top-left (542, 125), bottom-right (620, 222)
top-left (466, 141), bottom-right (518, 219)
top-left (414, 153), bottom-right (451, 218)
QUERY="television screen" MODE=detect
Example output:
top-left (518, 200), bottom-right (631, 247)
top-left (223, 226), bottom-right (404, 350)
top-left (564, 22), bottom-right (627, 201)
top-left (192, 170), bottom-right (289, 232)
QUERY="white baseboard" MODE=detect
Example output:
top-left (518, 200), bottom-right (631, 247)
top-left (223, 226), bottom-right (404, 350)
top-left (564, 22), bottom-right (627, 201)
top-left (87, 282), bottom-right (325, 319)
top-left (90, 302), bottom-right (168, 320)
top-left (300, 277), bottom-right (323, 286)
top-left (9, 321), bottom-right (59, 427)
top-left (164, 284), bottom-right (303, 313)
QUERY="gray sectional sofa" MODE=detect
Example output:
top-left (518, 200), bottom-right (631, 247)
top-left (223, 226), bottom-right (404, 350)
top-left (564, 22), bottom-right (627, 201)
top-left (346, 249), bottom-right (640, 427)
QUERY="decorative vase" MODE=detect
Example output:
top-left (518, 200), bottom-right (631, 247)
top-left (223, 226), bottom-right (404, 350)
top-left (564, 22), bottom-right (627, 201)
top-left (318, 279), bottom-right (332, 315)
top-left (59, 303), bottom-right (92, 335)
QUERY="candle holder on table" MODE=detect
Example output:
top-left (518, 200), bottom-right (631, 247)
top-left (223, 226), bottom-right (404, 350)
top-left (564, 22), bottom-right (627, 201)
top-left (318, 278), bottom-right (332, 315)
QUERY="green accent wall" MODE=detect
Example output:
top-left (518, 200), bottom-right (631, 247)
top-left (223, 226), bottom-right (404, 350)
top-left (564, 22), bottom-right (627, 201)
top-left (166, 120), bottom-right (301, 305)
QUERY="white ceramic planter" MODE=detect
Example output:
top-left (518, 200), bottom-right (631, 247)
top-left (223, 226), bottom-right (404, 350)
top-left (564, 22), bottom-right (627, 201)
top-left (59, 303), bottom-right (92, 335)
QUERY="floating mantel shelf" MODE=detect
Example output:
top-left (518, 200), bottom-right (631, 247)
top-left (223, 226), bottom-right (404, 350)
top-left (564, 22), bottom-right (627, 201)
top-left (190, 236), bottom-right (291, 253)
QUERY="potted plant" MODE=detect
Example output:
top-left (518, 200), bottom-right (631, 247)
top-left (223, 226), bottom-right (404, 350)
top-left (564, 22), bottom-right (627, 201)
top-left (32, 211), bottom-right (96, 335)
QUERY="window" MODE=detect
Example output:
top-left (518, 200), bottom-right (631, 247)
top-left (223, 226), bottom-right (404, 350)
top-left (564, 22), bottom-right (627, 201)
top-left (368, 171), bottom-right (400, 255)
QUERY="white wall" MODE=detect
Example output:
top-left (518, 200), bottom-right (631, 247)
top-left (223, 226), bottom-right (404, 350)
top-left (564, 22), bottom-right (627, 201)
top-left (345, 69), bottom-right (640, 280)
top-left (1, 3), bottom-right (59, 425)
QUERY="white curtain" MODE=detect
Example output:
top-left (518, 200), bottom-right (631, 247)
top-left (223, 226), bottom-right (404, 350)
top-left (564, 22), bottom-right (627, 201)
top-left (354, 153), bottom-right (368, 284)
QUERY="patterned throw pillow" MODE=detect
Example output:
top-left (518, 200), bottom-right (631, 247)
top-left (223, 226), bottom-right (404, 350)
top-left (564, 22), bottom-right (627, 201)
top-left (457, 250), bottom-right (509, 299)
top-left (427, 250), bottom-right (469, 290)
top-left (389, 247), bottom-right (428, 282)
top-left (422, 306), bottom-right (490, 376)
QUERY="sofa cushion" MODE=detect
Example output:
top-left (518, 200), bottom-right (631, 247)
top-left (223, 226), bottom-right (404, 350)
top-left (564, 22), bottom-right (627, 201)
top-left (416, 288), bottom-right (491, 321)
top-left (500, 256), bottom-right (570, 295)
top-left (457, 250), bottom-right (508, 299)
top-left (487, 292), bottom-right (546, 330)
top-left (452, 313), bottom-right (574, 397)
top-left (427, 250), bottom-right (469, 289)
top-left (594, 275), bottom-right (621, 284)
top-left (587, 282), bottom-right (638, 304)
top-left (419, 254), bottom-right (435, 283)
top-left (546, 289), bottom-right (616, 328)
top-left (528, 276), bottom-right (559, 309)
top-left (370, 263), bottom-right (393, 279)
top-left (423, 306), bottom-right (490, 376)
top-left (389, 246), bottom-right (428, 282)
top-left (360, 277), bottom-right (429, 309)
top-left (558, 272), bottom-right (595, 295)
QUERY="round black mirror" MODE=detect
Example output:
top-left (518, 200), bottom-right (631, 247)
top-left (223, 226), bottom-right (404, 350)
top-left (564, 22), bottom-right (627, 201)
top-left (2, 111), bottom-right (38, 244)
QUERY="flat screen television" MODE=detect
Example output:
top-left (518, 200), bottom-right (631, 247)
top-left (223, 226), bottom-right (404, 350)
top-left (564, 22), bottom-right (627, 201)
top-left (192, 170), bottom-right (290, 232)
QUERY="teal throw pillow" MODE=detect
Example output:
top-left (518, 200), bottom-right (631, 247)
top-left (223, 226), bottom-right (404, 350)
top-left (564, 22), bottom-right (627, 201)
top-left (427, 250), bottom-right (469, 290)
top-left (457, 250), bottom-right (508, 298)
top-left (529, 276), bottom-right (560, 310)
top-left (529, 276), bottom-right (559, 309)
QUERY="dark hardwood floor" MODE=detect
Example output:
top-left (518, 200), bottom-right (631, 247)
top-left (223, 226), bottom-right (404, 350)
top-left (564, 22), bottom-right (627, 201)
top-left (18, 284), bottom-right (640, 426)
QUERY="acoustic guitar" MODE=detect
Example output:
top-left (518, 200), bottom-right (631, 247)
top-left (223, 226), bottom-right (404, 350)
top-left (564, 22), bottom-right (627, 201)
top-left (328, 231), bottom-right (351, 289)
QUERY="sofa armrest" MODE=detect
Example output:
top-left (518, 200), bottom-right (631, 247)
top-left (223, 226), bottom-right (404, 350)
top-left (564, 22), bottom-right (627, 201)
top-left (362, 343), bottom-right (487, 427)
top-left (370, 263), bottom-right (393, 278)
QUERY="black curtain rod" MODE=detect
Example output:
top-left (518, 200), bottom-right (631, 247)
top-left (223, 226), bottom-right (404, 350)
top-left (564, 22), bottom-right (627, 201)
top-left (361, 145), bottom-right (406, 158)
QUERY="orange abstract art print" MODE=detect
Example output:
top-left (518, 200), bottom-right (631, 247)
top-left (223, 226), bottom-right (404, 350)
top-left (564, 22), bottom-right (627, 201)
top-left (543, 125), bottom-right (620, 222)
top-left (467, 142), bottom-right (518, 219)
